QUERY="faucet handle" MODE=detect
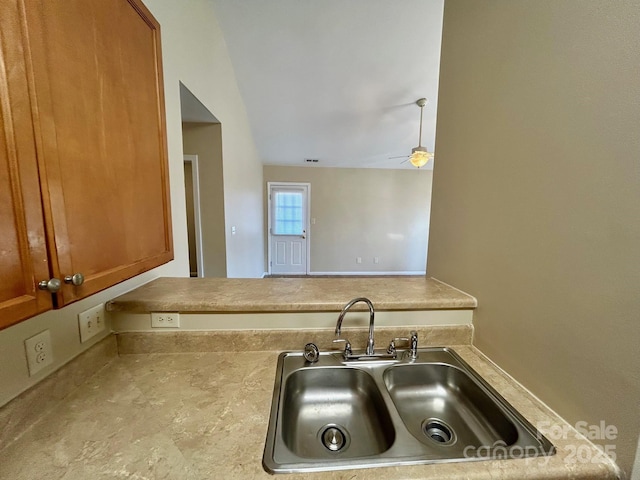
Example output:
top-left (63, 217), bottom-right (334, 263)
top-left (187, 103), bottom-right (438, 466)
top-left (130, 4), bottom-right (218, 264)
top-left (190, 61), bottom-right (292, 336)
top-left (387, 337), bottom-right (409, 355)
top-left (409, 331), bottom-right (418, 359)
top-left (387, 332), bottom-right (418, 359)
top-left (303, 343), bottom-right (320, 363)
top-left (332, 338), bottom-right (352, 357)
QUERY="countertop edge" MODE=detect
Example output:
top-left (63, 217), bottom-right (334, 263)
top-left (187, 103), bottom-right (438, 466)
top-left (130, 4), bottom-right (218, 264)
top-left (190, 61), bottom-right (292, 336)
top-left (106, 276), bottom-right (478, 313)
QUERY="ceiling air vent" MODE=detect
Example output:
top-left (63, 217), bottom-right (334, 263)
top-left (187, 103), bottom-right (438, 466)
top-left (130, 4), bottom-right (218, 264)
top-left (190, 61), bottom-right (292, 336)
top-left (305, 159), bottom-right (319, 163)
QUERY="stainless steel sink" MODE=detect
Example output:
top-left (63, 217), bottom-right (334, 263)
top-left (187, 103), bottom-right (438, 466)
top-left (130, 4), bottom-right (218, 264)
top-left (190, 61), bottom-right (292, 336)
top-left (263, 347), bottom-right (555, 474)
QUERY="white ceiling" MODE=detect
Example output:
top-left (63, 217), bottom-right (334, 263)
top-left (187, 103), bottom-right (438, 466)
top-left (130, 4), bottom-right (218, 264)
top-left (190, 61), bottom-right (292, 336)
top-left (210, 0), bottom-right (444, 170)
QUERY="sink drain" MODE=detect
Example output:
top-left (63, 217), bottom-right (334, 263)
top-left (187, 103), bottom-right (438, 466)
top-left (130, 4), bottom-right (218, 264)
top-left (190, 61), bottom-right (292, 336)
top-left (319, 424), bottom-right (350, 452)
top-left (422, 418), bottom-right (456, 445)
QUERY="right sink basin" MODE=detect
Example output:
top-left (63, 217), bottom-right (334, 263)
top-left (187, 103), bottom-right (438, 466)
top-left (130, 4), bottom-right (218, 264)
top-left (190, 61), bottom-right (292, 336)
top-left (384, 363), bottom-right (519, 451)
top-left (263, 347), bottom-right (555, 474)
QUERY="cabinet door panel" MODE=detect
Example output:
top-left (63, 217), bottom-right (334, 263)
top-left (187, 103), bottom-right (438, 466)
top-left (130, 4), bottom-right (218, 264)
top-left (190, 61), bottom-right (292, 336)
top-left (0, 0), bottom-right (53, 329)
top-left (25, 0), bottom-right (173, 305)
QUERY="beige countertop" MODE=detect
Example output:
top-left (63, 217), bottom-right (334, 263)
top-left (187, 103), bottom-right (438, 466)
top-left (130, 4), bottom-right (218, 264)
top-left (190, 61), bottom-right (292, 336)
top-left (107, 276), bottom-right (477, 313)
top-left (0, 334), bottom-right (618, 480)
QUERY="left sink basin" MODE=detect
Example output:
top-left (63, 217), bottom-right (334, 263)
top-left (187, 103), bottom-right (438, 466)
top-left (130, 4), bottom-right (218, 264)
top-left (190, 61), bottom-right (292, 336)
top-left (280, 367), bottom-right (395, 458)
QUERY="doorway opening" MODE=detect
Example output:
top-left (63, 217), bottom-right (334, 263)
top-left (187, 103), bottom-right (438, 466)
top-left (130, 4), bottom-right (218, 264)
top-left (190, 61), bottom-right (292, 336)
top-left (183, 155), bottom-right (203, 277)
top-left (179, 82), bottom-right (227, 277)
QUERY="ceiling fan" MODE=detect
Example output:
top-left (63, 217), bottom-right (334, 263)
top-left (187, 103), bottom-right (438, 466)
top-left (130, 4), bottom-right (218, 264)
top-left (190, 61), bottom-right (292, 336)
top-left (389, 98), bottom-right (434, 168)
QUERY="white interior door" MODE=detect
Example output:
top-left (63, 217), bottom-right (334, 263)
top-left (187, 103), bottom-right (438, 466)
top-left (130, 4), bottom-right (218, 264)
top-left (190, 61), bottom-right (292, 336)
top-left (269, 183), bottom-right (309, 275)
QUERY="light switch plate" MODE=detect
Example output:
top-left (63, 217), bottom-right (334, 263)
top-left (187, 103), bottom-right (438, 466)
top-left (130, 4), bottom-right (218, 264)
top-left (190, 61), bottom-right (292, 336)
top-left (78, 303), bottom-right (106, 343)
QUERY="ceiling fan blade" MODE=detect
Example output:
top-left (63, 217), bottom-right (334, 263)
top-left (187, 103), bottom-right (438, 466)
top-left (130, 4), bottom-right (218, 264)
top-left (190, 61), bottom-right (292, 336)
top-left (388, 155), bottom-right (409, 160)
top-left (399, 158), bottom-right (409, 164)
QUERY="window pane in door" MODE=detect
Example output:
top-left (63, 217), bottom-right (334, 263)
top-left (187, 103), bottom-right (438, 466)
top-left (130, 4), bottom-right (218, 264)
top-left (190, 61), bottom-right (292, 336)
top-left (273, 191), bottom-right (303, 235)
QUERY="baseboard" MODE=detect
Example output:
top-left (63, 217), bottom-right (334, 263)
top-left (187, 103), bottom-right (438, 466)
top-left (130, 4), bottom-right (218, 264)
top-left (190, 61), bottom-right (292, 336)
top-left (308, 271), bottom-right (427, 276)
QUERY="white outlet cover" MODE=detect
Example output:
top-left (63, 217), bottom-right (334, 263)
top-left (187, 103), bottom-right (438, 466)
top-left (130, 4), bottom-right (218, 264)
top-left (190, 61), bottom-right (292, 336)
top-left (78, 303), bottom-right (106, 343)
top-left (24, 330), bottom-right (53, 376)
top-left (151, 312), bottom-right (180, 328)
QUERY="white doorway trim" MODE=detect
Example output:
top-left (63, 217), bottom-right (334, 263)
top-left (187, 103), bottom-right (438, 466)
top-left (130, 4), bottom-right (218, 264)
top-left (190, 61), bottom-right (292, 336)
top-left (267, 182), bottom-right (311, 275)
top-left (184, 155), bottom-right (204, 277)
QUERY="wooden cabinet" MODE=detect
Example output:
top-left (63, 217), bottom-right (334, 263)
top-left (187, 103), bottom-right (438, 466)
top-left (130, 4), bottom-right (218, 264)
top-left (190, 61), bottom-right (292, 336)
top-left (0, 0), bottom-right (172, 330)
top-left (0, 0), bottom-right (54, 326)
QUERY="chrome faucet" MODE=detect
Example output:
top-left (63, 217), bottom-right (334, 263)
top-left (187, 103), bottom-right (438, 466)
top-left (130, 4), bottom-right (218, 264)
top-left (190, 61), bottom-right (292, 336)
top-left (335, 297), bottom-right (376, 356)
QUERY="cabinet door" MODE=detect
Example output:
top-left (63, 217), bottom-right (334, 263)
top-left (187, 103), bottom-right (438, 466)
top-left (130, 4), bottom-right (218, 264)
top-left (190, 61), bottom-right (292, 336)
top-left (0, 0), bottom-right (53, 329)
top-left (24, 0), bottom-right (173, 306)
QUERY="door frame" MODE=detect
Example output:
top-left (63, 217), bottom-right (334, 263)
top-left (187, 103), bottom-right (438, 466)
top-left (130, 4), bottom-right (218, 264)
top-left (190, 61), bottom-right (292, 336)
top-left (184, 155), bottom-right (204, 277)
top-left (267, 182), bottom-right (311, 275)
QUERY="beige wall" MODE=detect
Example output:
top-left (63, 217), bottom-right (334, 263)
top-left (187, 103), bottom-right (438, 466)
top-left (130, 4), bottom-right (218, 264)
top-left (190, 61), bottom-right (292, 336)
top-left (150, 0), bottom-right (264, 278)
top-left (0, 0), bottom-right (262, 407)
top-left (264, 165), bottom-right (432, 273)
top-left (182, 123), bottom-right (227, 277)
top-left (428, 0), bottom-right (640, 475)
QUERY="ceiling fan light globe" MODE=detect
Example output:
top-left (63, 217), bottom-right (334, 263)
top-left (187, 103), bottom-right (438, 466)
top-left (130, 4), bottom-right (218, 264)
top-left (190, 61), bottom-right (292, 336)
top-left (409, 148), bottom-right (430, 168)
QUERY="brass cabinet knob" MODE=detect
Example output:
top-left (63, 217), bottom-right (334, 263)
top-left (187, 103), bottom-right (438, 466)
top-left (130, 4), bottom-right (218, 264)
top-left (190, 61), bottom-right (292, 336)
top-left (38, 278), bottom-right (62, 293)
top-left (64, 273), bottom-right (85, 286)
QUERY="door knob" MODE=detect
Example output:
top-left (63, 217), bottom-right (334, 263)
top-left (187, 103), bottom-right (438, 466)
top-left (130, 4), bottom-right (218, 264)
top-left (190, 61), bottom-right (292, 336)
top-left (64, 273), bottom-right (85, 286)
top-left (38, 278), bottom-right (62, 293)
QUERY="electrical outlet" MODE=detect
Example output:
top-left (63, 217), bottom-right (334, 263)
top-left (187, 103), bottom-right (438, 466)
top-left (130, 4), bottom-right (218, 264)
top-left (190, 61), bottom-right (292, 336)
top-left (356, 257), bottom-right (362, 264)
top-left (24, 330), bottom-right (53, 376)
top-left (151, 312), bottom-right (180, 328)
top-left (374, 257), bottom-right (380, 264)
top-left (78, 303), bottom-right (106, 343)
